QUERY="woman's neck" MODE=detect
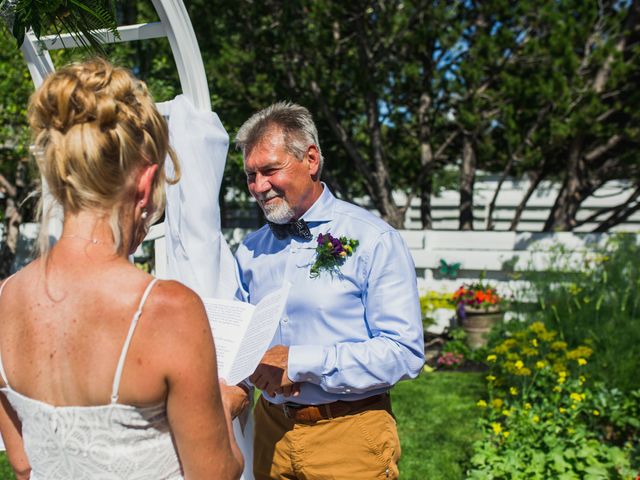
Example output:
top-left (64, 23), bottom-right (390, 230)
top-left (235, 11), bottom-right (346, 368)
top-left (58, 210), bottom-right (130, 259)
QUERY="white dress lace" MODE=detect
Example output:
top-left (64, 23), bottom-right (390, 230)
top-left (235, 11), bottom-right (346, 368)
top-left (0, 277), bottom-right (184, 479)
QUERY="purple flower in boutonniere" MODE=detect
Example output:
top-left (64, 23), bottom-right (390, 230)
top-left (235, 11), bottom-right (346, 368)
top-left (310, 232), bottom-right (359, 278)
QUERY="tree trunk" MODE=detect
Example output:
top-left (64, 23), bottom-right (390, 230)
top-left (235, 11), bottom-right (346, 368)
top-left (418, 51), bottom-right (434, 229)
top-left (485, 168), bottom-right (508, 231)
top-left (420, 178), bottom-right (433, 230)
top-left (509, 165), bottom-right (547, 231)
top-left (544, 137), bottom-right (588, 231)
top-left (355, 13), bottom-right (405, 229)
top-left (459, 134), bottom-right (476, 230)
top-left (363, 91), bottom-right (405, 228)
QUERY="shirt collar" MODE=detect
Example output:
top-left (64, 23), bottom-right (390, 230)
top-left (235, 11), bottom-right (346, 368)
top-left (300, 182), bottom-right (334, 223)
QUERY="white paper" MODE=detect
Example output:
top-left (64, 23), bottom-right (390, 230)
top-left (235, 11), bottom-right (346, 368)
top-left (202, 284), bottom-right (290, 385)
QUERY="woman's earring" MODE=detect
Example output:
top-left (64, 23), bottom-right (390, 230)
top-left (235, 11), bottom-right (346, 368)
top-left (141, 210), bottom-right (149, 220)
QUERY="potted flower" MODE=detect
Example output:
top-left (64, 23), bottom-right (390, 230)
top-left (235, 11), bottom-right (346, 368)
top-left (451, 282), bottom-right (503, 349)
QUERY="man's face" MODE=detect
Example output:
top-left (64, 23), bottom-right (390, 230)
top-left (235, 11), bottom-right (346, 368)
top-left (244, 130), bottom-right (319, 224)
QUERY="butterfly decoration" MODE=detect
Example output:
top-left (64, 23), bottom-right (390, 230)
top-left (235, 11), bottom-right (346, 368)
top-left (439, 259), bottom-right (461, 279)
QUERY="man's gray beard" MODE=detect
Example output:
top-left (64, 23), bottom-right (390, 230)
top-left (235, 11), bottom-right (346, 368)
top-left (263, 198), bottom-right (295, 224)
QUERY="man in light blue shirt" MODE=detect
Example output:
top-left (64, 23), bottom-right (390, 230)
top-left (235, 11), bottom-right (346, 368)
top-left (235, 102), bottom-right (424, 479)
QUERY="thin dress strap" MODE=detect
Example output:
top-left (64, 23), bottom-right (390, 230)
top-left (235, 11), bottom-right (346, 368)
top-left (110, 278), bottom-right (159, 403)
top-left (0, 274), bottom-right (16, 388)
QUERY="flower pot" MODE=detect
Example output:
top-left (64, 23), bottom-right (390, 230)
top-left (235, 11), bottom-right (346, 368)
top-left (458, 307), bottom-right (503, 349)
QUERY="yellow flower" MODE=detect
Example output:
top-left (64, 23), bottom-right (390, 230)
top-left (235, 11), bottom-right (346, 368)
top-left (593, 410), bottom-right (600, 416)
top-left (579, 375), bottom-right (586, 384)
top-left (531, 338), bottom-right (539, 347)
top-left (559, 407), bottom-right (567, 414)
top-left (510, 387), bottom-right (518, 396)
top-left (571, 404), bottom-right (577, 410)
top-left (492, 398), bottom-right (504, 409)
top-left (535, 360), bottom-right (546, 369)
top-left (570, 392), bottom-right (585, 403)
top-left (476, 400), bottom-right (487, 408)
top-left (515, 360), bottom-right (524, 370)
top-left (540, 330), bottom-right (557, 342)
top-left (502, 409), bottom-right (511, 417)
top-left (553, 386), bottom-right (562, 393)
top-left (577, 358), bottom-right (587, 366)
top-left (529, 321), bottom-right (546, 334)
top-left (566, 346), bottom-right (593, 360)
top-left (503, 431), bottom-right (510, 438)
top-left (524, 403), bottom-right (532, 410)
top-left (532, 415), bottom-right (540, 423)
top-left (491, 422), bottom-right (502, 435)
top-left (486, 354), bottom-right (497, 362)
top-left (551, 341), bottom-right (568, 351)
top-left (516, 367), bottom-right (532, 377)
top-left (486, 375), bottom-right (496, 382)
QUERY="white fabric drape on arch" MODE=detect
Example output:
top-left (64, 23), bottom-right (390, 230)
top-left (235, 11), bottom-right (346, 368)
top-left (164, 94), bottom-right (254, 479)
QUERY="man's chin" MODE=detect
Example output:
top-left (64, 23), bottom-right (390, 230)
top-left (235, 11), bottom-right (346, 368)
top-left (263, 206), bottom-right (295, 224)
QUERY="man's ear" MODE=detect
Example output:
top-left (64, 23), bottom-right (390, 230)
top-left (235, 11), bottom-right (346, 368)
top-left (307, 145), bottom-right (321, 177)
top-left (136, 164), bottom-right (159, 209)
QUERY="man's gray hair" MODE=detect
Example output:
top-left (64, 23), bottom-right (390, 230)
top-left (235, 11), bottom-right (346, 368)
top-left (235, 101), bottom-right (324, 174)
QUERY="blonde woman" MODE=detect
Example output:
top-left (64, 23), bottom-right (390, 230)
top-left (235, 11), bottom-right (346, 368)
top-left (0, 58), bottom-right (243, 479)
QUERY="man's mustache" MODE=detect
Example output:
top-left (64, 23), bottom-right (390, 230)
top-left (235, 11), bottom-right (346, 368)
top-left (256, 190), bottom-right (282, 202)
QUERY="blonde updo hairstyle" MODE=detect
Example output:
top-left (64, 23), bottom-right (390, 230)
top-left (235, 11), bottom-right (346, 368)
top-left (28, 58), bottom-right (180, 255)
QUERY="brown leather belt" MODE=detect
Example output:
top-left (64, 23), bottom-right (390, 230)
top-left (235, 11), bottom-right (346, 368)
top-left (265, 393), bottom-right (390, 423)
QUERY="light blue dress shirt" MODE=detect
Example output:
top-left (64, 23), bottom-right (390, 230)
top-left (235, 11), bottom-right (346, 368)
top-left (235, 185), bottom-right (425, 405)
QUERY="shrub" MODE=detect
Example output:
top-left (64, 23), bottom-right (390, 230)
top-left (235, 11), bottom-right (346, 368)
top-left (517, 234), bottom-right (640, 393)
top-left (468, 321), bottom-right (637, 478)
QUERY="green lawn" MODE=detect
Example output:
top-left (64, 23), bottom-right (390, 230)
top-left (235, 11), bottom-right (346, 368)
top-left (0, 452), bottom-right (13, 479)
top-left (394, 371), bottom-right (485, 480)
top-left (0, 372), bottom-right (485, 479)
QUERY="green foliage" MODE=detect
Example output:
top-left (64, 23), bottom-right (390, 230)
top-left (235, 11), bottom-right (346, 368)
top-left (3, 0), bottom-right (119, 53)
top-left (0, 452), bottom-right (14, 479)
top-left (419, 290), bottom-right (453, 329)
top-left (521, 234), bottom-right (640, 392)
top-left (469, 321), bottom-right (636, 478)
top-left (443, 327), bottom-right (490, 364)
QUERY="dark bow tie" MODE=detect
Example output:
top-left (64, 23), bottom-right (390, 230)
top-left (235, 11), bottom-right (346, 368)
top-left (268, 219), bottom-right (313, 240)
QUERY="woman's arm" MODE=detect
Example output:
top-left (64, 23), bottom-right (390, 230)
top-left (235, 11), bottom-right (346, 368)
top-left (159, 282), bottom-right (243, 480)
top-left (0, 393), bottom-right (30, 480)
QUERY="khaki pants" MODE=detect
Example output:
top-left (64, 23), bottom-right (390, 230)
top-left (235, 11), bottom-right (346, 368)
top-left (253, 396), bottom-right (401, 479)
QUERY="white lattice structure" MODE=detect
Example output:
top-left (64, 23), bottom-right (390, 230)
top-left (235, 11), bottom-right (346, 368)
top-left (20, 0), bottom-right (205, 273)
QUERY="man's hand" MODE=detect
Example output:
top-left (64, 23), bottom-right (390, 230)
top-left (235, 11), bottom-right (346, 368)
top-left (250, 345), bottom-right (295, 397)
top-left (219, 381), bottom-right (250, 419)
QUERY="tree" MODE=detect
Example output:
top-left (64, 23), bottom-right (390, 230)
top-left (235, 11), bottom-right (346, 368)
top-left (485, 0), bottom-right (640, 231)
top-left (0, 27), bottom-right (37, 276)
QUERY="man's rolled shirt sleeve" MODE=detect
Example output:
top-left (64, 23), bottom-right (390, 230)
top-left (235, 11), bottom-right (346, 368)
top-left (288, 230), bottom-right (425, 394)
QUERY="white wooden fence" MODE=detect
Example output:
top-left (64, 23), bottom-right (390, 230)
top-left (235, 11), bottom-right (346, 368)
top-left (390, 178), bottom-right (640, 231)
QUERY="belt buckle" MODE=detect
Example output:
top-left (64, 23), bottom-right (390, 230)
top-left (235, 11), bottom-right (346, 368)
top-left (282, 402), bottom-right (300, 419)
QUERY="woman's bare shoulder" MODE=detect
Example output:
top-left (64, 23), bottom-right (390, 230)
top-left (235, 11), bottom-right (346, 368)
top-left (144, 280), bottom-right (210, 333)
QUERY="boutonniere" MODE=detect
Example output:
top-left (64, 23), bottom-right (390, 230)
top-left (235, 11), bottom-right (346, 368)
top-left (310, 232), bottom-right (359, 278)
